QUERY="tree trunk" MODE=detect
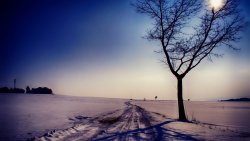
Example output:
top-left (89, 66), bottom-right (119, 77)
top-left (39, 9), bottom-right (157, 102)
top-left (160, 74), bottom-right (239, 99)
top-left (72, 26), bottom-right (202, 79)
top-left (177, 77), bottom-right (187, 121)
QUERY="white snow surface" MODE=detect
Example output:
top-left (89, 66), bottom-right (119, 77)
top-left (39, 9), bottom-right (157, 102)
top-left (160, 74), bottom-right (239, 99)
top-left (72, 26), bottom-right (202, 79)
top-left (134, 100), bottom-right (250, 131)
top-left (0, 94), bottom-right (250, 141)
top-left (0, 94), bottom-right (126, 140)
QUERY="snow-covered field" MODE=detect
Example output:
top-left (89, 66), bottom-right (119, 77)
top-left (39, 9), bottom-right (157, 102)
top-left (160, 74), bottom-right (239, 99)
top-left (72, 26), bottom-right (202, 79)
top-left (134, 100), bottom-right (250, 131)
top-left (0, 94), bottom-right (126, 140)
top-left (0, 94), bottom-right (250, 141)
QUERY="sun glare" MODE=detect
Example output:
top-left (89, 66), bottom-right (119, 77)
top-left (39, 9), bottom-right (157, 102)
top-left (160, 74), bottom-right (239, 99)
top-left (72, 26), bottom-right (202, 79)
top-left (209, 0), bottom-right (224, 10)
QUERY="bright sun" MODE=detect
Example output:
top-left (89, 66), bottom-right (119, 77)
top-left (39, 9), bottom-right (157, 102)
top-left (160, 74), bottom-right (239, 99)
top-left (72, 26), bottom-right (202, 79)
top-left (209, 0), bottom-right (224, 10)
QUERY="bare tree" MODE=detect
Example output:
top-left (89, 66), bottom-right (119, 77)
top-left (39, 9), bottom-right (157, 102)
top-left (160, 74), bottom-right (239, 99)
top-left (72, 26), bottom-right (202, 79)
top-left (133, 0), bottom-right (245, 121)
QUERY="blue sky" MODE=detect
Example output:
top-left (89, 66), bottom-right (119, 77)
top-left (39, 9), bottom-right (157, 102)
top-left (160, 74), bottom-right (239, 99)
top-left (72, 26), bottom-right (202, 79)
top-left (0, 0), bottom-right (250, 100)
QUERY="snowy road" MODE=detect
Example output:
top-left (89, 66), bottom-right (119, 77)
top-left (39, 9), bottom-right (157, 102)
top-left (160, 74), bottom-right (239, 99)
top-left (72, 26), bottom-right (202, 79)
top-left (33, 101), bottom-right (250, 141)
top-left (1, 95), bottom-right (250, 141)
top-left (36, 102), bottom-right (160, 141)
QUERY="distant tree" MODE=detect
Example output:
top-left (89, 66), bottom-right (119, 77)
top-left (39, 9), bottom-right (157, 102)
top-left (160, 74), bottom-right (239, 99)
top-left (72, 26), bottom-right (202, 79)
top-left (155, 96), bottom-right (158, 100)
top-left (30, 87), bottom-right (53, 94)
top-left (26, 86), bottom-right (31, 93)
top-left (0, 87), bottom-right (9, 93)
top-left (11, 88), bottom-right (25, 93)
top-left (0, 87), bottom-right (25, 93)
top-left (134, 0), bottom-right (245, 121)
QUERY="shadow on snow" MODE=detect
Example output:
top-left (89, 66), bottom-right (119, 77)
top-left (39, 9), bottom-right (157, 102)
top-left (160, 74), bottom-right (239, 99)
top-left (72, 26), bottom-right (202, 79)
top-left (93, 120), bottom-right (199, 141)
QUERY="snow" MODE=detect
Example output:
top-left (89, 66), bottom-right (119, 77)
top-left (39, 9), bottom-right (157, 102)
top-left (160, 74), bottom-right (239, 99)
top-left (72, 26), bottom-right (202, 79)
top-left (133, 100), bottom-right (250, 140)
top-left (0, 94), bottom-right (250, 141)
top-left (0, 94), bottom-right (126, 140)
top-left (133, 100), bottom-right (250, 131)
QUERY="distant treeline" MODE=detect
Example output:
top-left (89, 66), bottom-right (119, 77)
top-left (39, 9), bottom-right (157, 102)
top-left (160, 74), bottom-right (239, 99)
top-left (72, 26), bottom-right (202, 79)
top-left (221, 98), bottom-right (250, 102)
top-left (0, 86), bottom-right (53, 94)
top-left (26, 87), bottom-right (53, 94)
top-left (0, 87), bottom-right (25, 93)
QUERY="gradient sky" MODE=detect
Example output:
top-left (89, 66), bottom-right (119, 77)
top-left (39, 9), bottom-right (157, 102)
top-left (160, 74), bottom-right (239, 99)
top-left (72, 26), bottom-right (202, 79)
top-left (1, 0), bottom-right (250, 100)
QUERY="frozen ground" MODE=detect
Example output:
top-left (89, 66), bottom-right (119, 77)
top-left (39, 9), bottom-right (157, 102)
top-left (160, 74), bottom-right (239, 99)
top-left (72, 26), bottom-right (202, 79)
top-left (0, 94), bottom-right (126, 140)
top-left (0, 94), bottom-right (250, 141)
top-left (134, 100), bottom-right (250, 131)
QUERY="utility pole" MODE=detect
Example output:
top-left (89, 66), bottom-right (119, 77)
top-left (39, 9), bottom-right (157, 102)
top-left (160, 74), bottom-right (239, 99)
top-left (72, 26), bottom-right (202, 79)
top-left (14, 79), bottom-right (16, 89)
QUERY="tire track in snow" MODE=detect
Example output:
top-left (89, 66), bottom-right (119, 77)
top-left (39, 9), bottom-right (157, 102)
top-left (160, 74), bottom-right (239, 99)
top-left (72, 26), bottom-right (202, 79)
top-left (32, 101), bottom-right (157, 141)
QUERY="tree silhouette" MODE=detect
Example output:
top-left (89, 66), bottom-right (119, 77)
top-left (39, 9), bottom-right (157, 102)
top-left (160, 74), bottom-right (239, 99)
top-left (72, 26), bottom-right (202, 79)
top-left (134, 0), bottom-right (245, 121)
top-left (26, 86), bottom-right (31, 93)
